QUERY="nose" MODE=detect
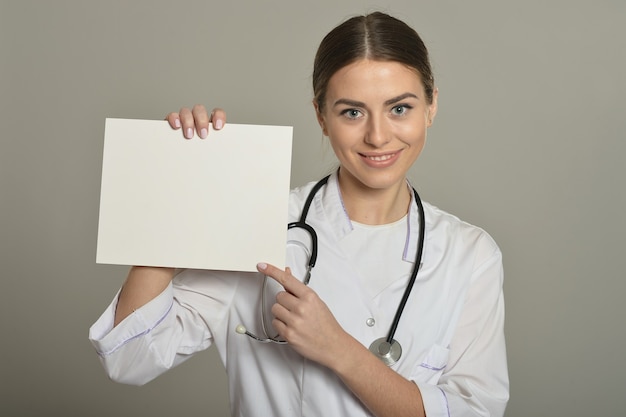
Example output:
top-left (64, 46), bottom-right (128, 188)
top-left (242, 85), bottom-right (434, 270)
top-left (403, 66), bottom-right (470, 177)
top-left (364, 114), bottom-right (391, 148)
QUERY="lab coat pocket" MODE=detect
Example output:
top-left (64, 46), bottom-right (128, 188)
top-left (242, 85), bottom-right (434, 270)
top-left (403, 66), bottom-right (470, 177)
top-left (410, 344), bottom-right (449, 385)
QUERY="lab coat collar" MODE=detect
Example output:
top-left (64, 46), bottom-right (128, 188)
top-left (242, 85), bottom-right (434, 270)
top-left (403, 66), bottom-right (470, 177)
top-left (318, 171), bottom-right (426, 264)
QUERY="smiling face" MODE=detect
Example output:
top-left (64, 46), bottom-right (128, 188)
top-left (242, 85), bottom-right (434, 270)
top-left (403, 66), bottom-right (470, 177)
top-left (315, 59), bottom-right (438, 197)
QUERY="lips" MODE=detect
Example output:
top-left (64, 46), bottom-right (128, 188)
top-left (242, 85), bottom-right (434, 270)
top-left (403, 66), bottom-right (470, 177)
top-left (359, 150), bottom-right (402, 167)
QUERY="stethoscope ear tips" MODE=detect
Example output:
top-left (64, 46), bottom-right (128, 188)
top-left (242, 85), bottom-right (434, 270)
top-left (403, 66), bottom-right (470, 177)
top-left (235, 323), bottom-right (288, 344)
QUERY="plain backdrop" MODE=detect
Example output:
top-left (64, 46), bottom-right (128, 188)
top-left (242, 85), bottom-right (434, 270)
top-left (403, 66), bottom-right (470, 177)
top-left (1, 1), bottom-right (625, 416)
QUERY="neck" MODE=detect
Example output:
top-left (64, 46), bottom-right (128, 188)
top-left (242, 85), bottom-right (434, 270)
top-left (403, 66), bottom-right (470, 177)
top-left (337, 171), bottom-right (412, 225)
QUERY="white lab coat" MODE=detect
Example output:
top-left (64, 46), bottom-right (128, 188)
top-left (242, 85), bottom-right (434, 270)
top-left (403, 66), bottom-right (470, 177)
top-left (90, 171), bottom-right (509, 417)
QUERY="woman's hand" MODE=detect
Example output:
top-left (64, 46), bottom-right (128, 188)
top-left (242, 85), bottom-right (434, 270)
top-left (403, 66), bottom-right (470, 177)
top-left (257, 262), bottom-right (354, 369)
top-left (257, 262), bottom-right (426, 417)
top-left (165, 105), bottom-right (227, 139)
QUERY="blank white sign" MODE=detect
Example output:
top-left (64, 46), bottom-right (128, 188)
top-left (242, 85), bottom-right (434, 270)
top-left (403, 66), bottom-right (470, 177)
top-left (97, 118), bottom-right (293, 272)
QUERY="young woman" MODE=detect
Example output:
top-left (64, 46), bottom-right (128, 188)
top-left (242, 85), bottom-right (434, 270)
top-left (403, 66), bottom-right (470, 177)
top-left (90, 12), bottom-right (509, 417)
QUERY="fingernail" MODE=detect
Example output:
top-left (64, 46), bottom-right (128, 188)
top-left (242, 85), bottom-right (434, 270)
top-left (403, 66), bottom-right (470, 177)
top-left (174, 118), bottom-right (181, 128)
top-left (186, 128), bottom-right (193, 139)
top-left (200, 128), bottom-right (208, 139)
top-left (257, 262), bottom-right (267, 270)
top-left (215, 119), bottom-right (223, 130)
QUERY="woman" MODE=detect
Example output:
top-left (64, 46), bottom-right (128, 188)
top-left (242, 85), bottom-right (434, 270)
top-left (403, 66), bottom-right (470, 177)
top-left (90, 11), bottom-right (509, 417)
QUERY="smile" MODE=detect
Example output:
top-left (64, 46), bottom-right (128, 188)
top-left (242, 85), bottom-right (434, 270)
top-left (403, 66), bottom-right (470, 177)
top-left (366, 154), bottom-right (395, 161)
top-left (359, 150), bottom-right (402, 167)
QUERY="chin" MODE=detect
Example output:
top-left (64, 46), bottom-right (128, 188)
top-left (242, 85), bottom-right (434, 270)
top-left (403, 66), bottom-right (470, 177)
top-left (348, 169), bottom-right (408, 192)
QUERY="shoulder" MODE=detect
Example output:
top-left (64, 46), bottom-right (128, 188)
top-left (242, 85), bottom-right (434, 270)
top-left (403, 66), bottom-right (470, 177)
top-left (423, 201), bottom-right (498, 246)
top-left (422, 201), bottom-right (501, 269)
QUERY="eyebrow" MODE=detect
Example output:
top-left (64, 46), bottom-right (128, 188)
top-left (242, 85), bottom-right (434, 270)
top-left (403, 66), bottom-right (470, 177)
top-left (332, 92), bottom-right (419, 109)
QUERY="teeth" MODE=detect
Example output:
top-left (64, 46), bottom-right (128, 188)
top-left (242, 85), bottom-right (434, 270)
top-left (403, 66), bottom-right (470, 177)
top-left (368, 154), bottom-right (393, 161)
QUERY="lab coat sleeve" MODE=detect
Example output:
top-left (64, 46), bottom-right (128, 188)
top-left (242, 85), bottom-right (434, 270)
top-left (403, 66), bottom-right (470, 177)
top-left (89, 270), bottom-right (234, 386)
top-left (416, 233), bottom-right (509, 417)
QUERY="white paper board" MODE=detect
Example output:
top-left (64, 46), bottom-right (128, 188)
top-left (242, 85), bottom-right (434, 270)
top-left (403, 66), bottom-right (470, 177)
top-left (97, 118), bottom-right (293, 272)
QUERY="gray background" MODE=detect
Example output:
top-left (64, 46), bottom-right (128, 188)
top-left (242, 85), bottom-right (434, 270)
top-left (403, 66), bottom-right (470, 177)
top-left (1, 1), bottom-right (625, 416)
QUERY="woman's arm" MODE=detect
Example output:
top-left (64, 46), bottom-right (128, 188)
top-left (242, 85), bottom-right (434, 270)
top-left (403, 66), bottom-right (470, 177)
top-left (91, 269), bottom-right (225, 385)
top-left (257, 263), bottom-right (426, 417)
top-left (113, 105), bottom-right (228, 327)
top-left (257, 231), bottom-right (508, 417)
top-left (114, 266), bottom-right (175, 326)
top-left (332, 337), bottom-right (426, 417)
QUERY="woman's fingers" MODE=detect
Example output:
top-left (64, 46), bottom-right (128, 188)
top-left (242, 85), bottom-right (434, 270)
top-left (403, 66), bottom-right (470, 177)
top-left (178, 106), bottom-right (196, 139)
top-left (166, 105), bottom-right (227, 139)
top-left (275, 289), bottom-right (299, 314)
top-left (257, 263), bottom-right (306, 297)
top-left (165, 112), bottom-right (181, 130)
top-left (191, 104), bottom-right (210, 138)
top-left (210, 107), bottom-right (227, 131)
top-left (258, 262), bottom-right (346, 365)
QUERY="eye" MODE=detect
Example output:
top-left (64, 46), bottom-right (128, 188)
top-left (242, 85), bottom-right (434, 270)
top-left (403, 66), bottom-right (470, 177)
top-left (391, 105), bottom-right (412, 116)
top-left (341, 108), bottom-right (363, 119)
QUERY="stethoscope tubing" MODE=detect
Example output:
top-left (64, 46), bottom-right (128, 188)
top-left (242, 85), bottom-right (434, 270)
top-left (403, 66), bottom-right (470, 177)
top-left (385, 187), bottom-right (425, 345)
top-left (286, 175), bottom-right (328, 284)
top-left (239, 174), bottom-right (425, 365)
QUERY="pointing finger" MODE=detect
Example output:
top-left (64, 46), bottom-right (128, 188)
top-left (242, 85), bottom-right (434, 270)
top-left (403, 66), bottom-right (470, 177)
top-left (257, 263), bottom-right (305, 296)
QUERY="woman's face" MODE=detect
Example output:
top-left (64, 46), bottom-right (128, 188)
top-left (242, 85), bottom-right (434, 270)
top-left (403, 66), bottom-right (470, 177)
top-left (315, 59), bottom-right (437, 195)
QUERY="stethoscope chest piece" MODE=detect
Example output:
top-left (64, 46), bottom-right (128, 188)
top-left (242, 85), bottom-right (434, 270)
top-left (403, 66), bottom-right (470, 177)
top-left (369, 337), bottom-right (402, 366)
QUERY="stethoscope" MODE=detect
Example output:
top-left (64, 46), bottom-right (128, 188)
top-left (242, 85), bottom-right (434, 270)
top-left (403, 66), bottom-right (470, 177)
top-left (236, 175), bottom-right (425, 366)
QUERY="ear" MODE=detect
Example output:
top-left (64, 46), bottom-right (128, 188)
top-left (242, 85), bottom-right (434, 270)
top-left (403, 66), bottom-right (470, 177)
top-left (313, 100), bottom-right (328, 136)
top-left (427, 87), bottom-right (439, 127)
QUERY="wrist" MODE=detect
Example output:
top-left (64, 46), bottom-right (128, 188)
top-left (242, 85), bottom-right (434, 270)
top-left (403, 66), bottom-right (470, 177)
top-left (325, 333), bottom-right (370, 376)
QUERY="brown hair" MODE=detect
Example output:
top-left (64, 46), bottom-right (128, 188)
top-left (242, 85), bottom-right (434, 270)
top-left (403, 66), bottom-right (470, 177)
top-left (313, 12), bottom-right (435, 112)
